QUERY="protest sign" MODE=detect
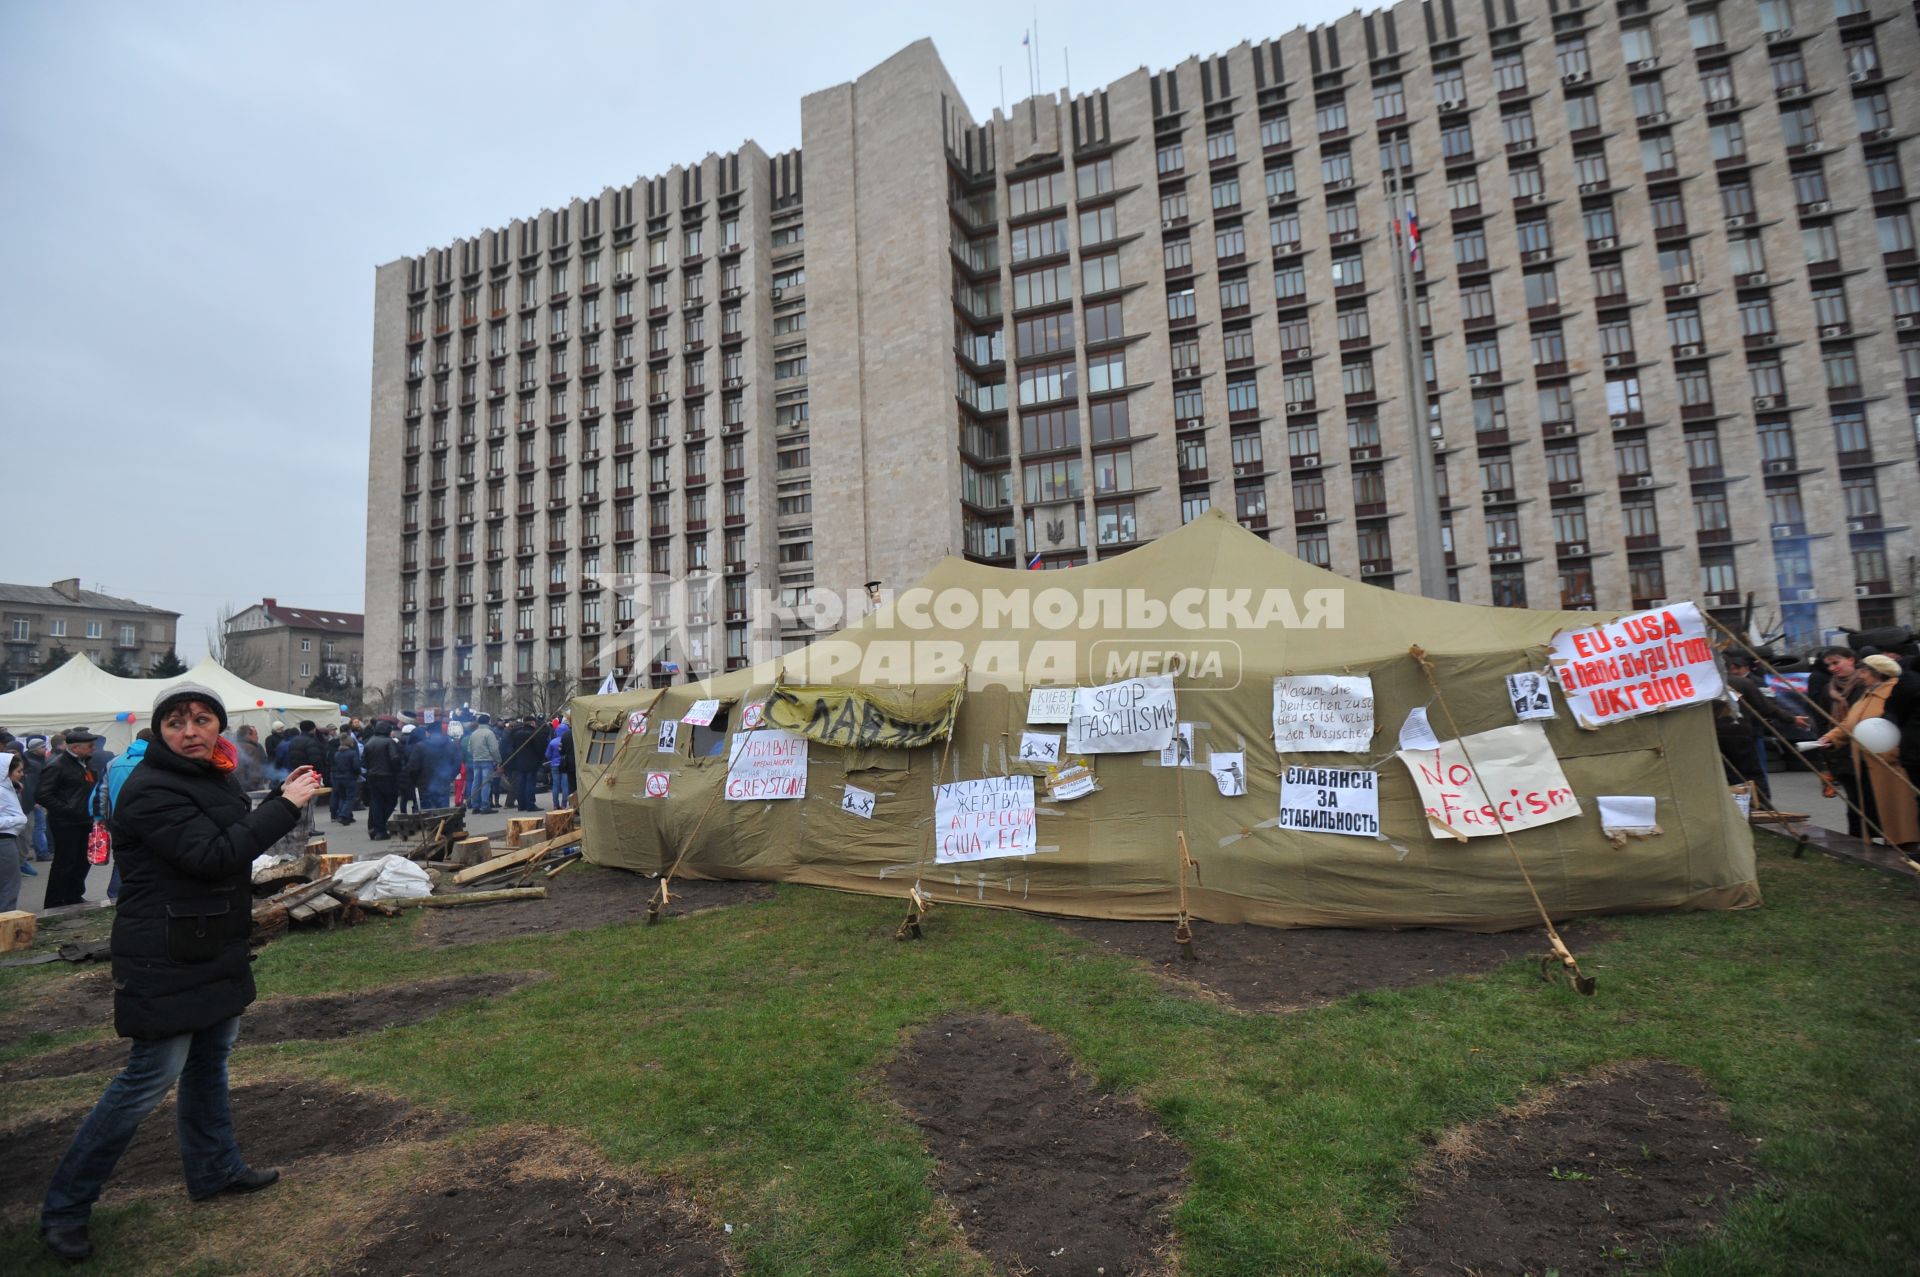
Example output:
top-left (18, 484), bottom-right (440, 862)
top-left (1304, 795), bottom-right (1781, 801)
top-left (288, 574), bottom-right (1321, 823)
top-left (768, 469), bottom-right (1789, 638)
top-left (1065, 674), bottom-right (1177, 754)
top-left (1272, 675), bottom-right (1374, 752)
top-left (1547, 602), bottom-right (1723, 727)
top-left (1048, 765), bottom-right (1097, 802)
top-left (655, 720), bottom-right (680, 754)
top-left (741, 700), bottom-right (766, 729)
top-left (625, 709), bottom-right (651, 736)
top-left (767, 685), bottom-right (962, 749)
top-left (934, 776), bottom-right (1037, 862)
top-left (725, 728), bottom-right (808, 801)
top-left (1018, 732), bottom-right (1062, 764)
top-left (1396, 722), bottom-right (1581, 839)
top-left (1398, 707), bottom-right (1440, 751)
top-left (1277, 766), bottom-right (1381, 837)
top-left (681, 699), bottom-right (721, 726)
top-left (1026, 687), bottom-right (1076, 724)
top-left (1507, 672), bottom-right (1558, 722)
top-left (1158, 723), bottom-right (1196, 767)
top-left (644, 771), bottom-right (670, 798)
top-left (1208, 751), bottom-right (1248, 797)
top-left (841, 784), bottom-right (875, 819)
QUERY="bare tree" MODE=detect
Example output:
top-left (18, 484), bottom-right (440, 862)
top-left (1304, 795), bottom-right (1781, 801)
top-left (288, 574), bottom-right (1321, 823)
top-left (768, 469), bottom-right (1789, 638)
top-left (207, 602), bottom-right (268, 682)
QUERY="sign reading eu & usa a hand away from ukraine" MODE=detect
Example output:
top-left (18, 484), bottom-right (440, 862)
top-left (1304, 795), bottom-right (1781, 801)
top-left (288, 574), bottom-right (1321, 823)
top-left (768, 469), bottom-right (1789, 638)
top-left (1547, 603), bottom-right (1722, 728)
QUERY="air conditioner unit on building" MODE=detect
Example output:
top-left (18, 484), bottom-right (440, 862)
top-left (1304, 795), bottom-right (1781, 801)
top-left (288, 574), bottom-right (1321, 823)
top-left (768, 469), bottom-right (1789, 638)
top-left (1469, 374), bottom-right (1488, 386)
top-left (1747, 273), bottom-right (1770, 286)
top-left (1579, 181), bottom-right (1604, 194)
top-left (1634, 475), bottom-right (1655, 487)
top-left (1234, 464), bottom-right (1249, 476)
top-left (1677, 283), bottom-right (1699, 295)
top-left (1633, 59), bottom-right (1659, 72)
top-left (1603, 354), bottom-right (1623, 368)
top-left (1524, 249), bottom-right (1550, 263)
top-left (1753, 395), bottom-right (1779, 409)
top-left (770, 288), bottom-right (783, 299)
top-left (1566, 482), bottom-right (1583, 495)
top-left (1856, 584), bottom-right (1872, 597)
top-left (1848, 518), bottom-right (1869, 532)
top-left (1297, 454), bottom-right (1320, 467)
top-left (1898, 315), bottom-right (1918, 329)
top-left (1765, 459), bottom-right (1794, 474)
top-left (1267, 194), bottom-right (1287, 208)
top-left (1609, 415), bottom-right (1630, 428)
top-left (1439, 96), bottom-right (1464, 111)
top-left (1286, 402), bottom-right (1307, 414)
top-left (1821, 325), bottom-right (1846, 338)
top-left (1726, 214), bottom-right (1751, 228)
top-left (1179, 417), bottom-right (1204, 430)
top-left (1483, 489), bottom-right (1501, 503)
top-left (1781, 586), bottom-right (1812, 601)
top-left (1309, 511), bottom-right (1327, 522)
top-left (1766, 27), bottom-right (1795, 42)
top-left (1565, 542), bottom-right (1586, 556)
top-left (1771, 522), bottom-right (1796, 537)
top-left (1803, 140), bottom-right (1825, 152)
top-left (1872, 127), bottom-right (1895, 141)
top-left (1594, 236), bottom-right (1617, 249)
top-left (1677, 344), bottom-right (1703, 357)
top-left (1643, 110), bottom-right (1671, 125)
top-left (1850, 69), bottom-right (1872, 83)
top-left (1563, 70), bottom-right (1591, 85)
top-left (1548, 421), bottom-right (1575, 436)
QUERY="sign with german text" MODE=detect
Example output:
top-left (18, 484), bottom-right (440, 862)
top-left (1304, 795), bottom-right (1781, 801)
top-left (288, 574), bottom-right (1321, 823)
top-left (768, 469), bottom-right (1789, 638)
top-left (725, 728), bottom-right (808, 801)
top-left (1272, 675), bottom-right (1374, 752)
top-left (933, 775), bottom-right (1036, 863)
top-left (1547, 603), bottom-right (1723, 728)
top-left (1065, 675), bottom-right (1177, 754)
top-left (1277, 766), bottom-right (1380, 838)
top-left (1396, 723), bottom-right (1581, 840)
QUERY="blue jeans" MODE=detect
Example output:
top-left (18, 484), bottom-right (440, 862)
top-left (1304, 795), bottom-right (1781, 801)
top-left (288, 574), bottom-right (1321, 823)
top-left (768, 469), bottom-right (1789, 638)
top-left (550, 771), bottom-right (572, 808)
top-left (511, 770), bottom-right (537, 811)
top-left (466, 761), bottom-right (495, 811)
top-left (330, 776), bottom-right (358, 822)
top-left (41, 1015), bottom-right (249, 1227)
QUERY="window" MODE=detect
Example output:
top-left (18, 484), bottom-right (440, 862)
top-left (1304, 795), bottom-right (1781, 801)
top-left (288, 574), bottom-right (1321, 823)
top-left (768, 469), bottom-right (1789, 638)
top-left (1781, 106), bottom-right (1821, 151)
top-left (1509, 163), bottom-right (1545, 202)
top-left (1811, 285), bottom-right (1849, 330)
top-left (1721, 181), bottom-right (1756, 221)
top-left (1260, 114), bottom-right (1291, 149)
top-left (1530, 328), bottom-right (1566, 367)
top-left (1565, 92), bottom-right (1600, 134)
top-left (1466, 337), bottom-right (1502, 377)
top-left (1802, 223), bottom-right (1840, 266)
top-left (1877, 211), bottom-right (1915, 256)
top-left (1204, 125), bottom-right (1237, 162)
top-left (1263, 166), bottom-right (1295, 201)
top-left (1079, 205), bottom-right (1118, 246)
top-left (1372, 79), bottom-right (1406, 120)
top-left (1857, 92), bottom-right (1895, 136)
top-left (1557, 36), bottom-right (1592, 80)
top-left (1728, 234), bottom-right (1768, 278)
top-left (1669, 306), bottom-right (1705, 346)
top-left (1156, 139), bottom-right (1185, 174)
top-left (1793, 167), bottom-right (1830, 208)
top-left (1317, 96), bottom-right (1349, 135)
top-left (1270, 211), bottom-right (1302, 249)
top-left (1433, 63), bottom-right (1466, 106)
top-left (1868, 152), bottom-right (1905, 195)
top-left (1709, 120), bottom-right (1746, 163)
top-left (1523, 267), bottom-right (1560, 310)
top-left (1080, 252), bottom-right (1122, 294)
top-left (1075, 157), bottom-right (1114, 199)
top-left (1492, 51), bottom-right (1527, 94)
top-left (1620, 26), bottom-right (1657, 65)
top-left (1211, 175), bottom-right (1242, 209)
top-left (1699, 64), bottom-right (1736, 109)
top-left (1641, 133), bottom-right (1677, 176)
top-left (1502, 109), bottom-right (1537, 149)
top-left (1319, 152), bottom-right (1352, 187)
top-left (1447, 173), bottom-right (1482, 210)
top-left (1690, 8), bottom-right (1724, 49)
top-left (1455, 225), bottom-right (1488, 267)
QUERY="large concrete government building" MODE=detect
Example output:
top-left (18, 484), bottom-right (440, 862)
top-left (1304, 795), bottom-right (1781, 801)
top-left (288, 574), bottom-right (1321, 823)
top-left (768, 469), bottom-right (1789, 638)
top-left (367, 0), bottom-right (1920, 703)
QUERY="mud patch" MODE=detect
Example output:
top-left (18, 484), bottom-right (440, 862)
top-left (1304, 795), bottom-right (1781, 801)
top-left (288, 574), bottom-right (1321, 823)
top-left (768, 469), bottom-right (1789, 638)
top-left (335, 1133), bottom-right (733, 1275)
top-left (0, 969), bottom-right (114, 1044)
top-left (1054, 918), bottom-right (1608, 1011)
top-left (0, 1076), bottom-right (458, 1215)
top-left (883, 1012), bottom-right (1184, 1277)
top-left (415, 867), bottom-right (772, 949)
top-left (1392, 1061), bottom-right (1757, 1276)
top-left (3, 971), bottom-right (544, 1082)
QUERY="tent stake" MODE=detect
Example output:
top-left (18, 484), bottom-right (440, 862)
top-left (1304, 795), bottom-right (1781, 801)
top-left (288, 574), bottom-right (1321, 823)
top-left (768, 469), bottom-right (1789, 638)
top-left (1410, 645), bottom-right (1597, 997)
top-left (898, 674), bottom-right (966, 942)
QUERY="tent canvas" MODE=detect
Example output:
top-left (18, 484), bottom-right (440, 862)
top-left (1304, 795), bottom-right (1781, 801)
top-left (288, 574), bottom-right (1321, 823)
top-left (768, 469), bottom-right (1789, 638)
top-left (0, 654), bottom-right (343, 751)
top-left (573, 511), bottom-right (1759, 932)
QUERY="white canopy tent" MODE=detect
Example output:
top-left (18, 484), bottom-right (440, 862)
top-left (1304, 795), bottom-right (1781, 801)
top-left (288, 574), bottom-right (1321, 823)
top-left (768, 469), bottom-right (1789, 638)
top-left (0, 654), bottom-right (344, 751)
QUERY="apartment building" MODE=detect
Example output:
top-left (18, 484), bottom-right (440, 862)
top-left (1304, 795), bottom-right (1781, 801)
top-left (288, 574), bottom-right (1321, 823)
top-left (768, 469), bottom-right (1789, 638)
top-left (0, 579), bottom-right (179, 690)
top-left (224, 599), bottom-right (365, 696)
top-left (368, 1), bottom-right (1920, 704)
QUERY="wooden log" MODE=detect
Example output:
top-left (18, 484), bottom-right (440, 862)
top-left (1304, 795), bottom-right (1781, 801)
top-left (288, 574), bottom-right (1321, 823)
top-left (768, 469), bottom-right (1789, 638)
top-left (454, 829), bottom-right (582, 885)
top-left (505, 817), bottom-right (546, 848)
top-left (543, 809), bottom-right (576, 839)
top-left (317, 853), bottom-right (355, 877)
top-left (544, 855), bottom-right (581, 880)
top-left (452, 835), bottom-right (493, 867)
top-left (0, 910), bottom-right (37, 953)
top-left (386, 887), bottom-right (548, 908)
top-left (304, 836), bottom-right (329, 856)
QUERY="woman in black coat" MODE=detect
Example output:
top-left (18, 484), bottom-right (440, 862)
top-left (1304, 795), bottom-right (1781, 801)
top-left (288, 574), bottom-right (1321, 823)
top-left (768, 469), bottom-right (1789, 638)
top-left (38, 683), bottom-right (323, 1263)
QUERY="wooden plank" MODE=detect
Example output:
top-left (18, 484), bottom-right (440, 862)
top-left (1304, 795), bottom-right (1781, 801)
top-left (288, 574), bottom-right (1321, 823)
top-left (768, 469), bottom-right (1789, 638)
top-left (453, 830), bottom-right (581, 885)
top-left (387, 887), bottom-right (548, 908)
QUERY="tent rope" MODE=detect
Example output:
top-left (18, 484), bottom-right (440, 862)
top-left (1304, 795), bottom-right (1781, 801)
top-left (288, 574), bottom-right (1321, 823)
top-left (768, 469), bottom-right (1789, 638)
top-left (596, 686), bottom-right (674, 793)
top-left (898, 671), bottom-right (967, 942)
top-left (647, 668), bottom-right (782, 926)
top-left (1410, 645), bottom-right (1596, 996)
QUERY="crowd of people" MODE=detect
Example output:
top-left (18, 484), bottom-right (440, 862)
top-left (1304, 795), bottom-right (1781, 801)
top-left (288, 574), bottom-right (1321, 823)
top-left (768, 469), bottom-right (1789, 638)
top-left (1716, 639), bottom-right (1920, 858)
top-left (0, 709), bottom-right (577, 913)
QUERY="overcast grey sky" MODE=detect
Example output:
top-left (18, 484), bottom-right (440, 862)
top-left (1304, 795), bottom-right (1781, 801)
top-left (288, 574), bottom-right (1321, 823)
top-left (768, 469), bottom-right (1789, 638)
top-left (1, 0), bottom-right (1351, 660)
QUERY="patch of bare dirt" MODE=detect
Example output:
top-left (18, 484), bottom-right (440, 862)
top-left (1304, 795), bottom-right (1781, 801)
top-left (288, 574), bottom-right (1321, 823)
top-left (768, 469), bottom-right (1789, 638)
top-left (0, 969), bottom-right (114, 1044)
top-left (1392, 1061), bottom-right (1758, 1276)
top-left (415, 867), bottom-right (772, 949)
top-left (883, 1012), bottom-right (1185, 1277)
top-left (333, 1133), bottom-right (733, 1275)
top-left (0, 1076), bottom-right (459, 1215)
top-left (1053, 919), bottom-right (1609, 1011)
top-left (2, 972), bottom-right (544, 1082)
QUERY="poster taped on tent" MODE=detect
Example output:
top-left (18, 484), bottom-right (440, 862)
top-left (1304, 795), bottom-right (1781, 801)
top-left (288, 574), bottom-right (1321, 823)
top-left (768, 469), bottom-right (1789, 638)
top-left (1547, 602), bottom-right (1722, 727)
top-left (1026, 688), bottom-right (1075, 724)
top-left (1396, 722), bottom-right (1581, 839)
top-left (1277, 766), bottom-right (1380, 837)
top-left (1065, 675), bottom-right (1177, 753)
top-left (934, 776), bottom-right (1036, 862)
top-left (726, 728), bottom-right (808, 800)
top-left (1273, 676), bottom-right (1375, 752)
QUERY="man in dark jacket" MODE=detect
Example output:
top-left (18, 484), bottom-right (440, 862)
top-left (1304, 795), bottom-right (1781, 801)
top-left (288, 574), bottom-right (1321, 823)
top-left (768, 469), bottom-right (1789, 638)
top-left (360, 722), bottom-right (403, 839)
top-left (38, 683), bottom-right (322, 1262)
top-left (279, 721), bottom-right (326, 776)
top-left (35, 727), bottom-right (102, 908)
top-left (1725, 652), bottom-right (1806, 805)
top-left (407, 723), bottom-right (460, 810)
top-left (501, 717), bottom-right (541, 811)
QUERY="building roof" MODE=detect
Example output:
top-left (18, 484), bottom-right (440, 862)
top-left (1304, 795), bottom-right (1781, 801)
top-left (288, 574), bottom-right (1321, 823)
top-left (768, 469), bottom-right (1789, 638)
top-left (256, 598), bottom-right (365, 635)
top-left (0, 581), bottom-right (177, 617)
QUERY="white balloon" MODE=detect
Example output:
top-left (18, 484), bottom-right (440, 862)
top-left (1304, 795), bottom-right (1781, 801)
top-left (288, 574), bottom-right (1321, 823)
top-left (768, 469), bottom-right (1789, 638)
top-left (1850, 717), bottom-right (1901, 754)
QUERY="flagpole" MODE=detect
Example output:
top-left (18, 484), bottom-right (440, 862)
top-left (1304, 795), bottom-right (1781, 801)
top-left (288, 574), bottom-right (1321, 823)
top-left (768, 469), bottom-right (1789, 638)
top-left (1388, 159), bottom-right (1449, 601)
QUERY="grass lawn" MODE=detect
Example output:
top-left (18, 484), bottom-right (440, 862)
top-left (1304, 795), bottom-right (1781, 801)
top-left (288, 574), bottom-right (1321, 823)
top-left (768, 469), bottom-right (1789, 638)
top-left (1, 829), bottom-right (1914, 1275)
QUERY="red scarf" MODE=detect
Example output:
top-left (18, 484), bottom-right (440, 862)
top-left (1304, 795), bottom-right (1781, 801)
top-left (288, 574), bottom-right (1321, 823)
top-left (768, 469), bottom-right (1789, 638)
top-left (210, 736), bottom-right (239, 774)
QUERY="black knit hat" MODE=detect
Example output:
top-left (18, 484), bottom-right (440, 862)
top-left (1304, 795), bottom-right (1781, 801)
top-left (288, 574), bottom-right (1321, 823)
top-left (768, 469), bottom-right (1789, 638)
top-left (151, 682), bottom-right (229, 732)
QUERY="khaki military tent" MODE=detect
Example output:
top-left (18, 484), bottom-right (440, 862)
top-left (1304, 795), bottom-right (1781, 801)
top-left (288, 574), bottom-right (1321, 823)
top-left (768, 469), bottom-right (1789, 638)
top-left (574, 510), bottom-right (1759, 931)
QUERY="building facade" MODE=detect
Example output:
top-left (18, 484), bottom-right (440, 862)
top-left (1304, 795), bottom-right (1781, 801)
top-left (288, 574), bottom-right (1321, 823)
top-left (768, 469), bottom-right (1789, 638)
top-left (224, 599), bottom-right (365, 697)
top-left (368, 1), bottom-right (1920, 703)
top-left (0, 579), bottom-right (179, 690)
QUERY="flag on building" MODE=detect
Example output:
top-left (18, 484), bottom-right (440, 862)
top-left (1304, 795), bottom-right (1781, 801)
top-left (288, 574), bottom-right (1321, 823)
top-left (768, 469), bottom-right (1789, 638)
top-left (1406, 212), bottom-right (1422, 267)
top-left (1027, 550), bottom-right (1045, 570)
top-left (597, 672), bottom-right (619, 695)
